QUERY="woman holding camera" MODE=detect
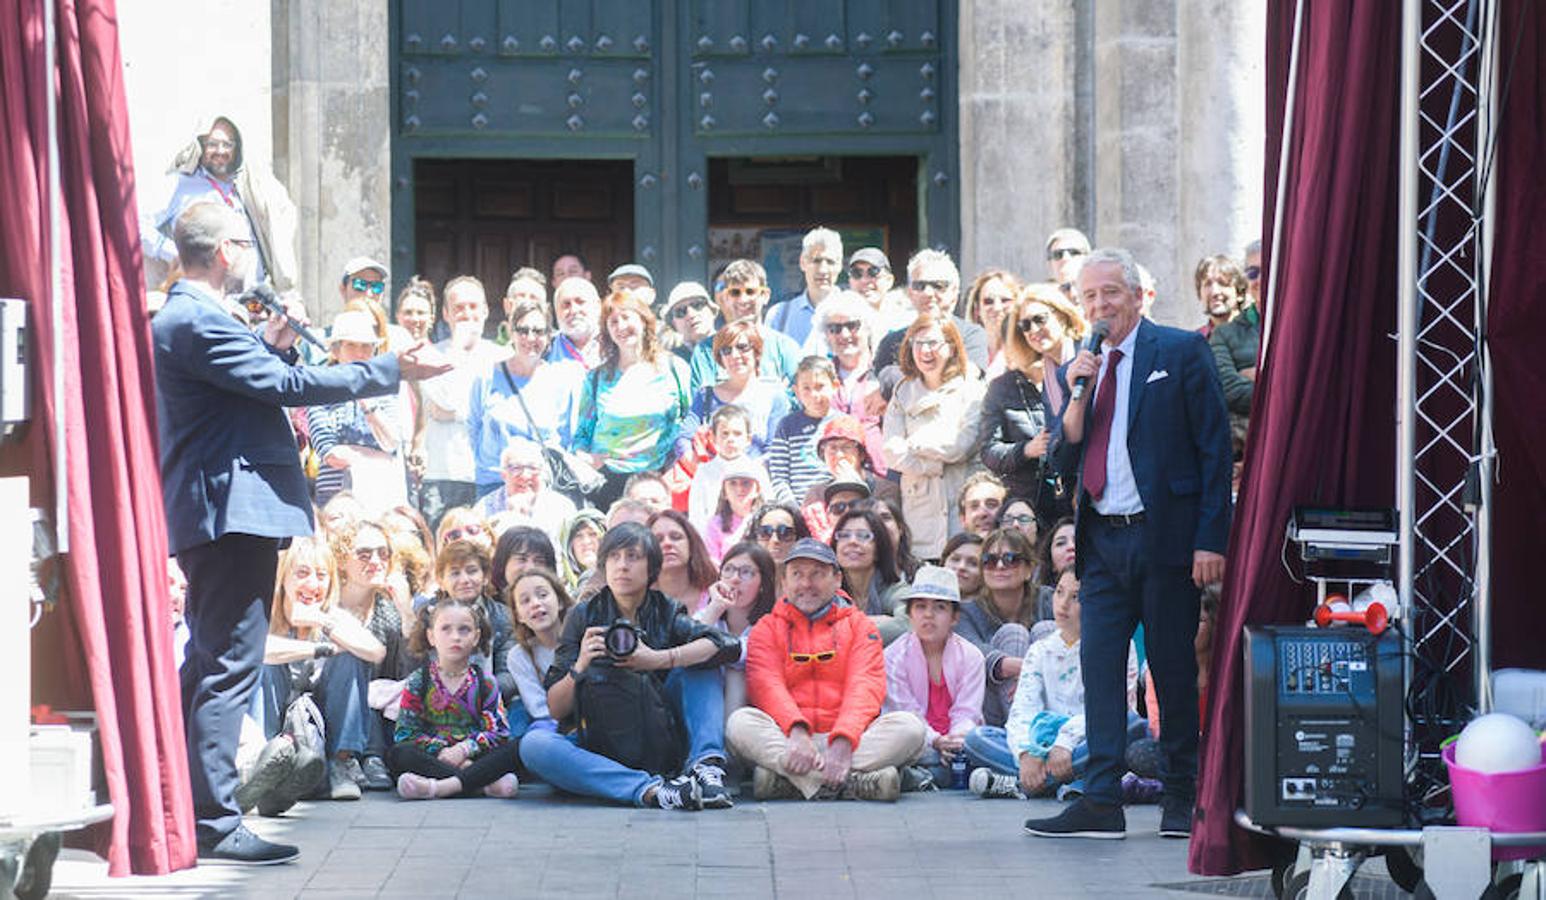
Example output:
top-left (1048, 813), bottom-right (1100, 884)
top-left (518, 523), bottom-right (740, 810)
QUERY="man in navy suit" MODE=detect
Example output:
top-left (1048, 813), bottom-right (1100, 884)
top-left (1024, 247), bottom-right (1232, 841)
top-left (153, 202), bottom-right (447, 864)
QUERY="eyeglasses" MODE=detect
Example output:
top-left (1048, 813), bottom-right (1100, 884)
top-left (982, 551), bottom-right (1028, 569)
top-left (789, 649), bottom-right (837, 664)
top-left (721, 564), bottom-right (759, 582)
top-left (909, 279), bottom-right (952, 294)
top-left (442, 527), bottom-right (480, 544)
top-left (203, 138), bottom-right (235, 151)
top-left (824, 320), bottom-right (862, 335)
top-left (1017, 313), bottom-right (1051, 333)
top-left (833, 529), bottom-right (874, 544)
top-left (979, 294), bottom-right (1016, 308)
top-left (1047, 247), bottom-right (1087, 261)
top-left (350, 277), bottom-right (387, 295)
top-left (502, 463), bottom-right (541, 473)
top-left (354, 546), bottom-right (390, 562)
top-left (510, 325), bottom-right (549, 339)
top-left (1245, 265), bottom-right (1262, 282)
top-left (225, 237), bottom-right (255, 249)
top-left (722, 285), bottom-right (762, 298)
top-left (718, 342), bottom-right (756, 358)
top-left (828, 499), bottom-right (856, 516)
top-left (756, 524), bottom-right (798, 541)
top-left (912, 338), bottom-right (946, 353)
top-left (670, 298), bottom-right (710, 320)
top-left (848, 264), bottom-right (884, 279)
top-left (1001, 513), bottom-right (1037, 527)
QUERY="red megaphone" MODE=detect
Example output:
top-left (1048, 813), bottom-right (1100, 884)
top-left (1314, 601), bottom-right (1388, 635)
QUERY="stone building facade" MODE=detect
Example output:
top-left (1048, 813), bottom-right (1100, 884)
top-left (121, 1), bottom-right (1262, 329)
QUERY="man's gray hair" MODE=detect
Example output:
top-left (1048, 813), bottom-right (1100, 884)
top-left (1081, 247), bottom-right (1145, 295)
top-left (555, 276), bottom-right (601, 302)
top-left (907, 247), bottom-right (959, 286)
top-left (1244, 238), bottom-right (1262, 257)
top-left (802, 226), bottom-right (843, 260)
top-left (173, 201), bottom-right (244, 270)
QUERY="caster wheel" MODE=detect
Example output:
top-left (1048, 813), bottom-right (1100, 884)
top-left (1284, 869), bottom-right (1354, 900)
top-left (1491, 874), bottom-right (1522, 900)
top-left (1385, 845), bottom-right (1424, 894)
top-left (1268, 839), bottom-right (1300, 898)
top-left (13, 833), bottom-right (61, 900)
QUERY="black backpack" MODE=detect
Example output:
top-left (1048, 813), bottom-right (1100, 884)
top-left (575, 666), bottom-right (685, 776)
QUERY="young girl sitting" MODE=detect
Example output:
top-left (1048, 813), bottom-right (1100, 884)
top-left (389, 596), bottom-right (522, 800)
top-left (702, 455), bottom-right (768, 563)
top-left (504, 569), bottom-right (575, 733)
top-left (963, 568), bottom-right (1144, 801)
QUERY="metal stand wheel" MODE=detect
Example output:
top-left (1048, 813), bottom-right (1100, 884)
top-left (11, 832), bottom-right (60, 900)
top-left (1385, 844), bottom-right (1425, 894)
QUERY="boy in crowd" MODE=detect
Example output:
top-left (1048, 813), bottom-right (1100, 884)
top-left (688, 405), bottom-right (767, 533)
top-left (765, 356), bottom-right (839, 504)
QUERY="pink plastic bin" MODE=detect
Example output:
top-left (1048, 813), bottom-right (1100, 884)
top-left (1442, 742), bottom-right (1546, 861)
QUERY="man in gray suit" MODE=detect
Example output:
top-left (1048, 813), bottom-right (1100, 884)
top-left (152, 202), bottom-right (446, 864)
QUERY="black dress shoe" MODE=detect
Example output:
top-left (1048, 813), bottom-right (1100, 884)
top-left (1159, 796), bottom-right (1194, 838)
top-left (197, 825), bottom-right (299, 866)
top-left (1023, 798), bottom-right (1127, 839)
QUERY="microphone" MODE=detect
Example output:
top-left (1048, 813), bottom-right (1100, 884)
top-left (1069, 320), bottom-right (1110, 403)
top-left (245, 283), bottom-right (326, 350)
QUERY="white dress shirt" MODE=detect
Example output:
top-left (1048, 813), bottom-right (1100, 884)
top-left (1092, 324), bottom-right (1143, 515)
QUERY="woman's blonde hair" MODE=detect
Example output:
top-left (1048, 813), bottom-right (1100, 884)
top-left (1002, 282), bottom-right (1088, 376)
top-left (270, 535), bottom-right (338, 637)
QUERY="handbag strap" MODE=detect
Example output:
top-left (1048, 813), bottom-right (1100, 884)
top-left (499, 362), bottom-right (561, 483)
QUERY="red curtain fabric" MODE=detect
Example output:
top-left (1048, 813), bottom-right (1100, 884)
top-left (1486, 3), bottom-right (1545, 673)
top-left (0, 0), bottom-right (195, 876)
top-left (1188, 0), bottom-right (1404, 876)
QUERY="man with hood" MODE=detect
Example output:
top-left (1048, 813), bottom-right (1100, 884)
top-left (141, 115), bottom-right (299, 292)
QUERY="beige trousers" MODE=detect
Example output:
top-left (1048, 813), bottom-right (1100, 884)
top-left (726, 707), bottom-right (927, 799)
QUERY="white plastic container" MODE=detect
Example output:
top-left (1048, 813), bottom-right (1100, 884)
top-left (29, 723), bottom-right (96, 815)
top-left (1493, 669), bottom-right (1546, 731)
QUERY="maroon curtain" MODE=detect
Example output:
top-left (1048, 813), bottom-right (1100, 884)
top-left (1188, 0), bottom-right (1404, 876)
top-left (1487, 3), bottom-right (1545, 673)
top-left (0, 0), bottom-right (195, 876)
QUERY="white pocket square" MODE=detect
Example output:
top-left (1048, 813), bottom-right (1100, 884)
top-left (1145, 370), bottom-right (1169, 384)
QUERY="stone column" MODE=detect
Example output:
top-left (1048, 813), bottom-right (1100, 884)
top-left (1090, 0), bottom-right (1185, 323)
top-left (1177, 0), bottom-right (1267, 322)
top-left (272, 0), bottom-right (392, 323)
top-left (957, 0), bottom-right (1083, 284)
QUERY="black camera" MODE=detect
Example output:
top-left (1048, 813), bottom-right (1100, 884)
top-left (604, 618), bottom-right (642, 659)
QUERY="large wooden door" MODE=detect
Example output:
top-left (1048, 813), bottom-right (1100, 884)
top-left (412, 159), bottom-right (634, 301)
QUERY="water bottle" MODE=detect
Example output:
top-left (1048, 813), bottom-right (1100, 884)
top-left (951, 751), bottom-right (968, 789)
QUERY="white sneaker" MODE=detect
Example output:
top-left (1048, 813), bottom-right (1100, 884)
top-left (969, 767), bottom-right (1025, 800)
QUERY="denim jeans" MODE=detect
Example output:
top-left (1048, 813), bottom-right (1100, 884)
top-left (964, 712), bottom-right (1149, 798)
top-left (255, 652), bottom-right (373, 756)
top-left (519, 667), bottom-right (724, 806)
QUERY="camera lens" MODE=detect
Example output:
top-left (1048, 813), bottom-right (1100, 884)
top-left (605, 621), bottom-right (637, 658)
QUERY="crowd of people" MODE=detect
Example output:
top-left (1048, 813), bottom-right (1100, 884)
top-left (150, 117), bottom-right (1250, 864)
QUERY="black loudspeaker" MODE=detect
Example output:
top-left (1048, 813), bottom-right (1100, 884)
top-left (1243, 626), bottom-right (1406, 827)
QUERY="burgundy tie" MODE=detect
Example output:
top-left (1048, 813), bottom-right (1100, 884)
top-left (1082, 348), bottom-right (1124, 501)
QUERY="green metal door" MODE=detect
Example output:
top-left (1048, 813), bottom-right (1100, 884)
top-left (390, 0), bottom-right (959, 292)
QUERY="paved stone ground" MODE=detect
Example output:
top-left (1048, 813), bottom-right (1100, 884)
top-left (45, 786), bottom-right (1396, 899)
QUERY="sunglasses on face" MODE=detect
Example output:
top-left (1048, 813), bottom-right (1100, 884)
top-left (979, 294), bottom-right (1015, 308)
top-left (824, 320), bottom-right (862, 336)
top-left (790, 649), bottom-right (837, 664)
top-left (243, 298), bottom-right (270, 317)
top-left (718, 342), bottom-right (756, 358)
top-left (909, 279), bottom-right (952, 294)
top-left (834, 529), bottom-right (874, 544)
top-left (757, 524), bottom-right (798, 540)
top-left (510, 325), bottom-right (549, 339)
top-left (1018, 313), bottom-right (1051, 333)
top-left (1245, 265), bottom-right (1262, 281)
top-left (827, 500), bottom-right (856, 516)
top-left (848, 264), bottom-right (884, 279)
top-left (671, 298), bottom-right (710, 320)
top-left (723, 285), bottom-right (762, 298)
top-left (443, 527), bottom-right (479, 544)
top-left (1047, 247), bottom-right (1087, 261)
top-left (350, 277), bottom-right (387, 295)
top-left (982, 551), bottom-right (1027, 569)
top-left (354, 546), bottom-right (390, 562)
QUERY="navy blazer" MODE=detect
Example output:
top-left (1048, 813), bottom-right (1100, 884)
top-left (152, 281), bottom-right (401, 554)
top-left (1050, 318), bottom-right (1233, 572)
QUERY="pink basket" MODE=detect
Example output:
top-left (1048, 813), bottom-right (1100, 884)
top-left (1442, 742), bottom-right (1546, 861)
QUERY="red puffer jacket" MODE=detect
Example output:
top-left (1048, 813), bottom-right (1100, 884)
top-left (745, 598), bottom-right (887, 747)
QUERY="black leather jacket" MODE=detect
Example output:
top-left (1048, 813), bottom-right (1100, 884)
top-left (543, 587), bottom-right (740, 689)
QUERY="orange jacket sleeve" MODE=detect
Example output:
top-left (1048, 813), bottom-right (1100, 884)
top-left (746, 617), bottom-right (808, 736)
top-left (829, 616), bottom-right (888, 746)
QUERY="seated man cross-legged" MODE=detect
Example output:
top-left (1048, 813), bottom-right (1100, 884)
top-left (727, 539), bottom-right (926, 801)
